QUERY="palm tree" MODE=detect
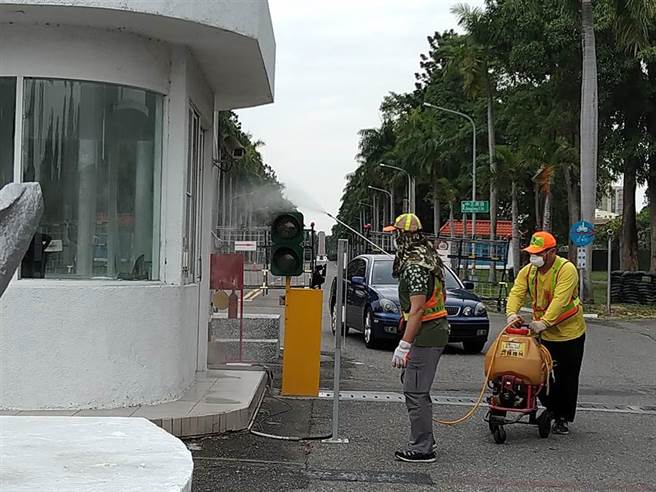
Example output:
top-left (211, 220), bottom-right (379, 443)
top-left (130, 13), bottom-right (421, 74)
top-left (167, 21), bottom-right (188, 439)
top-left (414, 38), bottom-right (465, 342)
top-left (609, 0), bottom-right (656, 269)
top-left (496, 146), bottom-right (529, 277)
top-left (450, 4), bottom-right (498, 245)
top-left (394, 108), bottom-right (444, 234)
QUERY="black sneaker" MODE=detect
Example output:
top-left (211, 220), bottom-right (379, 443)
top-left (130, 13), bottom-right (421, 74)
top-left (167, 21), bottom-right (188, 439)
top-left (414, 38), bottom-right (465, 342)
top-left (394, 450), bottom-right (437, 463)
top-left (552, 419), bottom-right (570, 435)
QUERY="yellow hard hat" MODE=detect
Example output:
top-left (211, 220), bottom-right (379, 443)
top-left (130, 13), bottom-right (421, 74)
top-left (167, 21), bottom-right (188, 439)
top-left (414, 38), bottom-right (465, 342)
top-left (383, 213), bottom-right (423, 233)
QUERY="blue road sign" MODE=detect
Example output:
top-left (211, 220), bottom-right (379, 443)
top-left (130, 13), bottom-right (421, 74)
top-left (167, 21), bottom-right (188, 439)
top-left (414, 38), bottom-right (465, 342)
top-left (570, 220), bottom-right (595, 247)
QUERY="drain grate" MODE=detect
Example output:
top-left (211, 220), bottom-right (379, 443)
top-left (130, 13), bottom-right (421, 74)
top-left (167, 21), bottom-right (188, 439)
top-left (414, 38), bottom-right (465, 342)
top-left (317, 391), bottom-right (656, 415)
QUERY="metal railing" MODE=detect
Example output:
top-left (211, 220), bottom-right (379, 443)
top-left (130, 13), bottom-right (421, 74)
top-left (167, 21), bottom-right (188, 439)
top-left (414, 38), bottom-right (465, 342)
top-left (213, 226), bottom-right (315, 290)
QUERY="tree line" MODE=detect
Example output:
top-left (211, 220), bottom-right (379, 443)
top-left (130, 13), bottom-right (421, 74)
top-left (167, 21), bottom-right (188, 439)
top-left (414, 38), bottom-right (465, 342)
top-left (334, 0), bottom-right (655, 283)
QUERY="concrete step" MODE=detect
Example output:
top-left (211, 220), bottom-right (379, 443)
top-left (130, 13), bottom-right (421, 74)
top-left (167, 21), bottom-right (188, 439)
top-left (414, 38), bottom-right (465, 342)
top-left (210, 313), bottom-right (280, 339)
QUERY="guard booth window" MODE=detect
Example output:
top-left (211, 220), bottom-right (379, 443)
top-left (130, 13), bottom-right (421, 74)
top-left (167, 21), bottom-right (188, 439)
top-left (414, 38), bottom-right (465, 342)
top-left (182, 107), bottom-right (204, 283)
top-left (0, 78), bottom-right (15, 187)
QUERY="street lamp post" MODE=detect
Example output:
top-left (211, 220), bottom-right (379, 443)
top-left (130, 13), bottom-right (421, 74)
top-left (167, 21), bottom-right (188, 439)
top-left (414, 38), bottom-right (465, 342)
top-left (368, 186), bottom-right (394, 226)
top-left (358, 201), bottom-right (373, 233)
top-left (422, 103), bottom-right (477, 240)
top-left (379, 163), bottom-right (415, 213)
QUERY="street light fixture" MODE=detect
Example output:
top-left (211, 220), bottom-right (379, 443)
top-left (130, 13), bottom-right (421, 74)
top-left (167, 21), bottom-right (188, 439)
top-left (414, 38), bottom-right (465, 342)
top-left (368, 185), bottom-right (394, 225)
top-left (379, 162), bottom-right (415, 213)
top-left (422, 102), bottom-right (477, 239)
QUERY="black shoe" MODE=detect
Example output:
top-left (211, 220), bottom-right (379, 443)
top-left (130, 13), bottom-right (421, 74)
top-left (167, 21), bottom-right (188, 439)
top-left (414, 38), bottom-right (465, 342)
top-left (394, 450), bottom-right (437, 463)
top-left (552, 419), bottom-right (570, 435)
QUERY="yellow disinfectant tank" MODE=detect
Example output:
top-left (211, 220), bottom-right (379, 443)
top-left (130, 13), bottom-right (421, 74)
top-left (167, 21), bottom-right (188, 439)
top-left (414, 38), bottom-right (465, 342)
top-left (484, 327), bottom-right (553, 386)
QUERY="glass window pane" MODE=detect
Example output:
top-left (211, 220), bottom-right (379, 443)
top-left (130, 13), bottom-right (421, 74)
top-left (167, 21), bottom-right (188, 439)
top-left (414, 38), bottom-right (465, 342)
top-left (21, 79), bottom-right (162, 280)
top-left (0, 77), bottom-right (16, 187)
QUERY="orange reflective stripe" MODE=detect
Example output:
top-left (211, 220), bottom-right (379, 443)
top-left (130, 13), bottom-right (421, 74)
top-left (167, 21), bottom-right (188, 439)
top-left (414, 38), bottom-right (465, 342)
top-left (402, 274), bottom-right (447, 322)
top-left (422, 309), bottom-right (448, 321)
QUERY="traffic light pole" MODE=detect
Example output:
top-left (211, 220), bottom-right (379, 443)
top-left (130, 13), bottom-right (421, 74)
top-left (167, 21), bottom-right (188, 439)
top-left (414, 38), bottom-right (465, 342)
top-left (324, 238), bottom-right (348, 444)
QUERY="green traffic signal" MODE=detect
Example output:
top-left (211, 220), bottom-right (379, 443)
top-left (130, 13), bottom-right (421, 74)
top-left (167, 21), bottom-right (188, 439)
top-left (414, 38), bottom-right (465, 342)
top-left (270, 212), bottom-right (304, 276)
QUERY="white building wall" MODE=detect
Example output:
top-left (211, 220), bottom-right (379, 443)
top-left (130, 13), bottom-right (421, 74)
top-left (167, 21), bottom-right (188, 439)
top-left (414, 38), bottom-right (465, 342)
top-left (0, 281), bottom-right (198, 409)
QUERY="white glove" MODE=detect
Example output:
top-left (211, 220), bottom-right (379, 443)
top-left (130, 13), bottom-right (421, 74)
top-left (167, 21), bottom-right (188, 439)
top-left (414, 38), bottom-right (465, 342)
top-left (392, 340), bottom-right (412, 368)
top-left (529, 320), bottom-right (548, 334)
top-left (507, 313), bottom-right (523, 327)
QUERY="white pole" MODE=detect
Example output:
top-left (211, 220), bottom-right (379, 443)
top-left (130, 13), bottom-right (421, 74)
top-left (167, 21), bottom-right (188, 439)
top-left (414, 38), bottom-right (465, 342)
top-left (607, 234), bottom-right (612, 314)
top-left (324, 239), bottom-right (349, 443)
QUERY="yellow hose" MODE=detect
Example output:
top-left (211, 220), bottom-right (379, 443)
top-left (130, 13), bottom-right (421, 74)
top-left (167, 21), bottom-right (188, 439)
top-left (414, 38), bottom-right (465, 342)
top-left (432, 327), bottom-right (504, 426)
top-left (432, 324), bottom-right (553, 426)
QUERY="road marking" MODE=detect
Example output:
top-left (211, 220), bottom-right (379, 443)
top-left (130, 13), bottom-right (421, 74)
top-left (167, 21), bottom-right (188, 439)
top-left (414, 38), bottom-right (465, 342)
top-left (316, 391), bottom-right (656, 415)
top-left (244, 288), bottom-right (263, 302)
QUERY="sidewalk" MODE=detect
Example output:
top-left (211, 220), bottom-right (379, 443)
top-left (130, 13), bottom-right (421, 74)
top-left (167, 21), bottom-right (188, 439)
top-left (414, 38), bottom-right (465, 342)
top-left (0, 369), bottom-right (267, 438)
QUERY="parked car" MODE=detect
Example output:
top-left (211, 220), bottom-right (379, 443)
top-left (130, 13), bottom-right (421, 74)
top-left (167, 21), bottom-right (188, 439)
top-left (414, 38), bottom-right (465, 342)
top-left (329, 254), bottom-right (489, 353)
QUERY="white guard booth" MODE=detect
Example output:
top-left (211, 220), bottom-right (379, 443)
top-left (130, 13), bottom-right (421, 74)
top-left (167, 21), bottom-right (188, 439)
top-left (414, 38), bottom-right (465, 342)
top-left (0, 0), bottom-right (275, 410)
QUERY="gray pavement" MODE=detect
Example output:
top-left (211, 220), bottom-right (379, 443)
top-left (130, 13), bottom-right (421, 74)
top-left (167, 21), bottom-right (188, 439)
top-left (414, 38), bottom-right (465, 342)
top-left (190, 264), bottom-right (656, 491)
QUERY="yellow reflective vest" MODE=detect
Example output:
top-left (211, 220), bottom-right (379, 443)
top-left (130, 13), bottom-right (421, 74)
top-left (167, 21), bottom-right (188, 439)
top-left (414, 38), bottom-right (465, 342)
top-left (506, 256), bottom-right (586, 342)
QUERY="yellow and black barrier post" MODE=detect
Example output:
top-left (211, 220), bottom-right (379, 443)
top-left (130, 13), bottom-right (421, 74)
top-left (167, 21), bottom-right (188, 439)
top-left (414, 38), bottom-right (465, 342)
top-left (281, 276), bottom-right (323, 397)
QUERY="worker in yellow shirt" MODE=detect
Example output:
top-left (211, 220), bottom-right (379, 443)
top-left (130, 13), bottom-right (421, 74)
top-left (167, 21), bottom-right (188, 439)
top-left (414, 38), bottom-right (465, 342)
top-left (506, 231), bottom-right (586, 435)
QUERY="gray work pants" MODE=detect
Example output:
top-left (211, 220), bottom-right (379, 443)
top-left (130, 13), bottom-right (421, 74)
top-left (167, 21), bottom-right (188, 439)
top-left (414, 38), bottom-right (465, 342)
top-left (402, 345), bottom-right (444, 454)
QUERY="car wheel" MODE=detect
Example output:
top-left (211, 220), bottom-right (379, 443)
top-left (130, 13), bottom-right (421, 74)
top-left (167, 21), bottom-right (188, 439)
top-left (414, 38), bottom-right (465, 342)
top-left (331, 303), bottom-right (348, 336)
top-left (363, 310), bottom-right (378, 348)
top-left (463, 340), bottom-right (486, 354)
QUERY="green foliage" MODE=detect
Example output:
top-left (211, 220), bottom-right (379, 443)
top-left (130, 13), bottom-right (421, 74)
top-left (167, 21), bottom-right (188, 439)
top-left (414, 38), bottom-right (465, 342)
top-left (334, 0), bottom-right (655, 256)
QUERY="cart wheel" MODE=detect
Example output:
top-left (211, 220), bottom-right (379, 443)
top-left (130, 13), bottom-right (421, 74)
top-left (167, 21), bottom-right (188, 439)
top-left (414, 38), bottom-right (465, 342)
top-left (493, 426), bottom-right (507, 444)
top-left (538, 415), bottom-right (551, 438)
top-left (488, 410), bottom-right (507, 433)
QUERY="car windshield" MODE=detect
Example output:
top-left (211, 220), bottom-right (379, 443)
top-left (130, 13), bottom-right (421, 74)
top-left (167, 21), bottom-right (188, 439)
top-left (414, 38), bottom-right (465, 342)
top-left (371, 260), bottom-right (462, 290)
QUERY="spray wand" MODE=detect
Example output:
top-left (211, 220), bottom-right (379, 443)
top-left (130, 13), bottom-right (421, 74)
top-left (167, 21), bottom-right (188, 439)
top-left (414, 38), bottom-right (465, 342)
top-left (324, 212), bottom-right (393, 258)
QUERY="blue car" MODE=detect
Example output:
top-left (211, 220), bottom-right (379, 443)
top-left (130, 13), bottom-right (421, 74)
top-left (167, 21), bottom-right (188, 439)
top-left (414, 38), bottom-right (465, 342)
top-left (329, 254), bottom-right (490, 353)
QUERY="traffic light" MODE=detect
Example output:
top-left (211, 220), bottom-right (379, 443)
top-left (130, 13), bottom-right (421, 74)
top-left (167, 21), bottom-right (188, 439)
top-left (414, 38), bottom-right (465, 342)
top-left (270, 212), bottom-right (305, 277)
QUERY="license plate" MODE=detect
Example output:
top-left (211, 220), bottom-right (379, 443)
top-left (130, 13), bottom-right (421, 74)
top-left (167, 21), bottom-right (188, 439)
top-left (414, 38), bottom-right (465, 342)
top-left (384, 326), bottom-right (398, 334)
top-left (476, 329), bottom-right (487, 336)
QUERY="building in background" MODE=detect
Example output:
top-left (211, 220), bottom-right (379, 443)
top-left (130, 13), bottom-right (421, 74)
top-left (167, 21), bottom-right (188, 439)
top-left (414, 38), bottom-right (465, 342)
top-left (0, 0), bottom-right (275, 410)
top-left (596, 184), bottom-right (623, 224)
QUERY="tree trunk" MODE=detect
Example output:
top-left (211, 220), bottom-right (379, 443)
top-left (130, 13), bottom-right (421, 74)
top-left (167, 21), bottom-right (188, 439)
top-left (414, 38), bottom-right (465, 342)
top-left (621, 160), bottom-right (639, 271)
top-left (511, 180), bottom-right (521, 278)
top-left (487, 80), bottom-right (498, 283)
top-left (580, 0), bottom-right (599, 302)
top-left (534, 182), bottom-right (542, 230)
top-left (449, 203), bottom-right (456, 268)
top-left (564, 162), bottom-right (581, 263)
top-left (433, 180), bottom-right (441, 235)
top-left (542, 191), bottom-right (552, 232)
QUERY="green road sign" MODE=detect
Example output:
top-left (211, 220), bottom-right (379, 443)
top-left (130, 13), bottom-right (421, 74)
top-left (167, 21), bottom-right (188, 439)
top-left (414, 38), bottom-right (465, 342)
top-left (461, 200), bottom-right (489, 214)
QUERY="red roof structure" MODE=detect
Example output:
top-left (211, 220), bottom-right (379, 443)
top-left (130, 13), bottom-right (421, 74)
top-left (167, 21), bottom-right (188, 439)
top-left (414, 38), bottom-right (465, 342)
top-left (439, 220), bottom-right (512, 239)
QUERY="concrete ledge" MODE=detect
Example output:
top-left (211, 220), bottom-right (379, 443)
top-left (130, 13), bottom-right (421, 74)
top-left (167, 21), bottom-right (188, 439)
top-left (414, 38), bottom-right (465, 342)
top-left (0, 416), bottom-right (193, 491)
top-left (2, 369), bottom-right (268, 438)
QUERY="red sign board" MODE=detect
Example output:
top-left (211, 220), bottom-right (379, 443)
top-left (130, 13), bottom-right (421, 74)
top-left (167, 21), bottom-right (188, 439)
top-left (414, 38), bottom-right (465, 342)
top-left (210, 254), bottom-right (244, 291)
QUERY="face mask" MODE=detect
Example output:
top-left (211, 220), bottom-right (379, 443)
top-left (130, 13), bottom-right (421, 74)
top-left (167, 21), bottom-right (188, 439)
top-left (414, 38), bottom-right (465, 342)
top-left (530, 254), bottom-right (545, 268)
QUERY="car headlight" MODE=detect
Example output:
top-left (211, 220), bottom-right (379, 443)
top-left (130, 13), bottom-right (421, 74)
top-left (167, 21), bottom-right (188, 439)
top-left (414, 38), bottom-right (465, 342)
top-left (474, 302), bottom-right (487, 317)
top-left (379, 298), bottom-right (399, 313)
top-left (462, 305), bottom-right (474, 317)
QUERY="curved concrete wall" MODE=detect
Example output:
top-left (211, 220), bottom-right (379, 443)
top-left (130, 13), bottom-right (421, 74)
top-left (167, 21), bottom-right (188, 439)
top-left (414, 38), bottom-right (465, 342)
top-left (0, 282), bottom-right (199, 409)
top-left (0, 24), bottom-right (171, 94)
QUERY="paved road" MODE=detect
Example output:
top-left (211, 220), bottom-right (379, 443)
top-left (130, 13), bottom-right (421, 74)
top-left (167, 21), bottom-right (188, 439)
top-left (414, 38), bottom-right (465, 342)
top-left (190, 263), bottom-right (656, 491)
